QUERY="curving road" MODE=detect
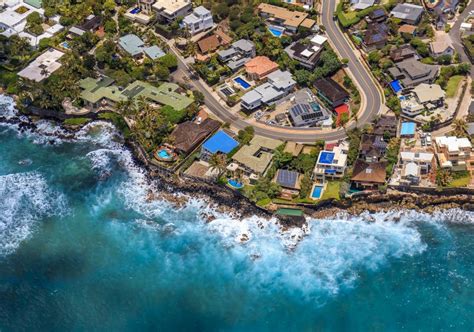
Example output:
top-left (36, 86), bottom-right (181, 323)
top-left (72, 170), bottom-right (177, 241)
top-left (170, 0), bottom-right (383, 143)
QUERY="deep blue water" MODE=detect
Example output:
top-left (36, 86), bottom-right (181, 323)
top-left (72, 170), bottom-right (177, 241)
top-left (1, 95), bottom-right (474, 331)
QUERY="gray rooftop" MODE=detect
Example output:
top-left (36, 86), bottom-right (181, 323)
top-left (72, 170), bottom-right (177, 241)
top-left (194, 5), bottom-right (211, 16)
top-left (232, 39), bottom-right (255, 53)
top-left (267, 70), bottom-right (296, 90)
top-left (144, 45), bottom-right (166, 60)
top-left (119, 34), bottom-right (145, 57)
top-left (391, 3), bottom-right (424, 22)
top-left (228, 57), bottom-right (251, 71)
top-left (217, 48), bottom-right (238, 59)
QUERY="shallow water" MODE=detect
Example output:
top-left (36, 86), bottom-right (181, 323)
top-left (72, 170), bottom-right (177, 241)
top-left (1, 95), bottom-right (473, 331)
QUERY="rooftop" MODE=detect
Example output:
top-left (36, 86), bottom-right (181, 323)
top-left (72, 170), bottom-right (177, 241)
top-left (118, 34), bottom-right (145, 57)
top-left (275, 169), bottom-right (301, 189)
top-left (153, 0), bottom-right (191, 15)
top-left (412, 83), bottom-right (445, 103)
top-left (244, 56), bottom-right (279, 78)
top-left (351, 160), bottom-right (387, 184)
top-left (17, 48), bottom-right (65, 82)
top-left (435, 136), bottom-right (472, 152)
top-left (257, 3), bottom-right (314, 28)
top-left (232, 136), bottom-right (281, 174)
top-left (170, 118), bottom-right (220, 154)
top-left (390, 3), bottom-right (424, 22)
top-left (202, 130), bottom-right (239, 154)
top-left (400, 151), bottom-right (434, 163)
top-left (197, 34), bottom-right (220, 53)
top-left (400, 122), bottom-right (416, 136)
top-left (143, 45), bottom-right (166, 60)
top-left (314, 78), bottom-right (350, 103)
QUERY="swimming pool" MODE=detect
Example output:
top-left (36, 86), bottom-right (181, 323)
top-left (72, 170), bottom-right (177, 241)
top-left (268, 26), bottom-right (284, 37)
top-left (60, 41), bottom-right (70, 49)
top-left (311, 185), bottom-right (324, 199)
top-left (228, 179), bottom-right (244, 189)
top-left (158, 149), bottom-right (171, 159)
top-left (234, 77), bottom-right (251, 89)
top-left (130, 7), bottom-right (141, 14)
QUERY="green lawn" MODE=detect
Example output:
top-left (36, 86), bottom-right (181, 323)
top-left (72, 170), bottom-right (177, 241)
top-left (445, 75), bottom-right (463, 98)
top-left (63, 117), bottom-right (90, 126)
top-left (321, 181), bottom-right (341, 201)
top-left (447, 171), bottom-right (471, 188)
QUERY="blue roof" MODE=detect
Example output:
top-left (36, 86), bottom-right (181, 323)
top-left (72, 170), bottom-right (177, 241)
top-left (390, 80), bottom-right (402, 93)
top-left (202, 130), bottom-right (239, 154)
top-left (400, 122), bottom-right (416, 136)
top-left (318, 151), bottom-right (335, 164)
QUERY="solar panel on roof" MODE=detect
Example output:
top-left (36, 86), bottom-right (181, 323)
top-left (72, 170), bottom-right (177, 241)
top-left (277, 170), bottom-right (298, 188)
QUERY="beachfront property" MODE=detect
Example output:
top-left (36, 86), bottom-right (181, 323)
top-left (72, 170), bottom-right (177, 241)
top-left (399, 151), bottom-right (436, 186)
top-left (124, 0), bottom-right (155, 24)
top-left (388, 59), bottom-right (439, 89)
top-left (435, 136), bottom-right (473, 171)
top-left (257, 3), bottom-right (316, 34)
top-left (350, 160), bottom-right (387, 190)
top-left (182, 6), bottom-right (214, 35)
top-left (274, 169), bottom-right (302, 197)
top-left (240, 70), bottom-right (296, 111)
top-left (284, 34), bottom-right (327, 69)
top-left (68, 14), bottom-right (102, 37)
top-left (200, 130), bottom-right (239, 161)
top-left (169, 118), bottom-right (221, 155)
top-left (0, 0), bottom-right (63, 47)
top-left (400, 83), bottom-right (445, 117)
top-left (390, 3), bottom-right (424, 25)
top-left (17, 48), bottom-right (65, 82)
top-left (229, 136), bottom-right (282, 179)
top-left (152, 0), bottom-right (191, 22)
top-left (117, 34), bottom-right (166, 60)
top-left (313, 78), bottom-right (350, 109)
top-left (313, 142), bottom-right (349, 181)
top-left (78, 77), bottom-right (193, 111)
top-left (217, 39), bottom-right (256, 71)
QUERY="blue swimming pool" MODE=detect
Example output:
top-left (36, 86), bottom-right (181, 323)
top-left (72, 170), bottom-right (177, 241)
top-left (234, 77), bottom-right (251, 89)
top-left (130, 7), bottom-right (141, 14)
top-left (268, 26), bottom-right (284, 37)
top-left (60, 41), bottom-right (70, 49)
top-left (311, 186), bottom-right (324, 199)
top-left (228, 179), bottom-right (244, 189)
top-left (157, 149), bottom-right (171, 159)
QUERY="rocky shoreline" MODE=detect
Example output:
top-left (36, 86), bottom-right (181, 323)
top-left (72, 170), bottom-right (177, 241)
top-left (1, 105), bottom-right (473, 224)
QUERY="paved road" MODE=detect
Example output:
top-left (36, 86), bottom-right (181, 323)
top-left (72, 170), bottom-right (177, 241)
top-left (168, 0), bottom-right (383, 143)
top-left (449, 0), bottom-right (474, 68)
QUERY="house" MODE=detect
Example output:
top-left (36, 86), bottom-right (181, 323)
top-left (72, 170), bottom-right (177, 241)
top-left (435, 136), bottom-right (473, 171)
top-left (283, 0), bottom-right (314, 10)
top-left (359, 134), bottom-right (388, 162)
top-left (200, 130), bottom-right (239, 161)
top-left (152, 0), bottom-right (192, 22)
top-left (257, 3), bottom-right (315, 33)
top-left (217, 39), bottom-right (255, 71)
top-left (197, 34), bottom-right (221, 54)
top-left (400, 122), bottom-right (416, 138)
top-left (313, 142), bottom-right (349, 181)
top-left (288, 101), bottom-right (330, 127)
top-left (69, 14), bottom-right (101, 36)
top-left (334, 104), bottom-right (349, 125)
top-left (169, 118), bottom-right (220, 155)
top-left (398, 24), bottom-right (417, 36)
top-left (182, 6), bottom-right (214, 35)
top-left (18, 48), bottom-right (65, 82)
top-left (118, 34), bottom-right (145, 58)
top-left (363, 22), bottom-right (389, 51)
top-left (351, 160), bottom-right (387, 190)
top-left (352, 0), bottom-right (375, 10)
top-left (275, 169), bottom-right (301, 195)
top-left (399, 150), bottom-right (436, 185)
top-left (430, 36), bottom-right (455, 57)
top-left (124, 0), bottom-right (155, 24)
top-left (401, 83), bottom-right (445, 117)
top-left (390, 45), bottom-right (417, 62)
top-left (244, 56), bottom-right (279, 80)
top-left (313, 78), bottom-right (349, 108)
top-left (368, 8), bottom-right (387, 22)
top-left (390, 4), bottom-right (424, 25)
top-left (79, 78), bottom-right (193, 111)
top-left (241, 70), bottom-right (296, 111)
top-left (388, 59), bottom-right (439, 88)
top-left (118, 34), bottom-right (166, 60)
top-left (374, 115), bottom-right (398, 137)
top-left (230, 136), bottom-right (281, 177)
top-left (284, 34), bottom-right (327, 69)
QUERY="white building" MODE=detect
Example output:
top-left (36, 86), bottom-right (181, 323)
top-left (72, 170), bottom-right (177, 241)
top-left (401, 83), bottom-right (445, 117)
top-left (182, 6), bottom-right (213, 35)
top-left (18, 48), bottom-right (65, 82)
top-left (313, 142), bottom-right (349, 181)
top-left (435, 136), bottom-right (473, 171)
top-left (152, 0), bottom-right (192, 22)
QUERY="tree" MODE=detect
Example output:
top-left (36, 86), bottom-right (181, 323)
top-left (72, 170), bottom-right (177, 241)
top-left (159, 54), bottom-right (178, 70)
top-left (436, 168), bottom-right (452, 187)
top-left (237, 126), bottom-right (254, 145)
top-left (209, 153), bottom-right (227, 176)
top-left (83, 54), bottom-right (96, 70)
top-left (103, 0), bottom-right (116, 13)
top-left (154, 65), bottom-right (170, 80)
top-left (452, 119), bottom-right (467, 137)
top-left (294, 69), bottom-right (312, 86)
top-left (192, 90), bottom-right (205, 104)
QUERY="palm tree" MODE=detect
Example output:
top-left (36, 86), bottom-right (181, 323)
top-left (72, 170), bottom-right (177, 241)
top-left (452, 119), bottom-right (467, 137)
top-left (209, 153), bottom-right (227, 177)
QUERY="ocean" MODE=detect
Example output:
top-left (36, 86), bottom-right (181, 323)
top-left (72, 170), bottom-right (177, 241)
top-left (1, 95), bottom-right (473, 331)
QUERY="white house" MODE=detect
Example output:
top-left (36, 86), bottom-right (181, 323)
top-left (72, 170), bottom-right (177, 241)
top-left (313, 142), bottom-right (349, 181)
top-left (152, 0), bottom-right (192, 22)
top-left (182, 6), bottom-right (213, 35)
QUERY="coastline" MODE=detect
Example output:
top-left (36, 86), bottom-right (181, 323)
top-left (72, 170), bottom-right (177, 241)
top-left (1, 96), bottom-right (473, 224)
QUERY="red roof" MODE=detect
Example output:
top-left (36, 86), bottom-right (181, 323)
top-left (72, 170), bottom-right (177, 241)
top-left (324, 143), bottom-right (337, 151)
top-left (335, 104), bottom-right (349, 125)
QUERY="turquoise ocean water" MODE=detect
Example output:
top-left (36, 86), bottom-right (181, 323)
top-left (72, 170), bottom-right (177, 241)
top-left (0, 95), bottom-right (473, 331)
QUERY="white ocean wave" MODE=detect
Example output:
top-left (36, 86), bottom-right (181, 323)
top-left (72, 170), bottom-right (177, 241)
top-left (0, 94), bottom-right (17, 119)
top-left (0, 172), bottom-right (68, 256)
